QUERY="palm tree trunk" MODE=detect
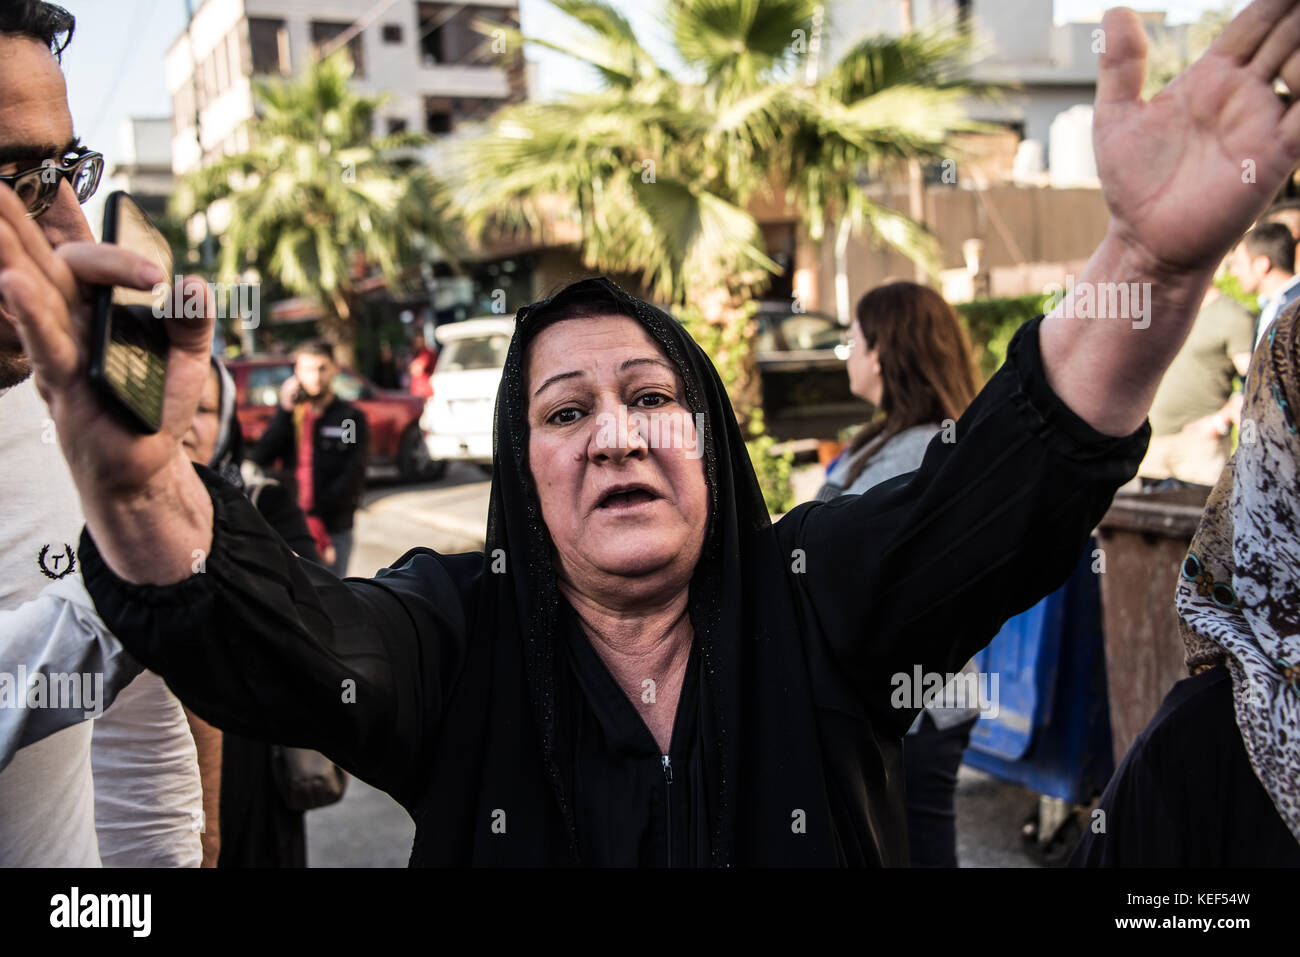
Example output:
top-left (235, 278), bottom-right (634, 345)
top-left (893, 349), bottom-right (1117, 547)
top-left (322, 292), bottom-right (358, 371)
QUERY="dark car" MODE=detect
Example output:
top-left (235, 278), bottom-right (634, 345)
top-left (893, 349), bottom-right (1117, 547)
top-left (226, 356), bottom-right (443, 482)
top-left (753, 307), bottom-right (871, 442)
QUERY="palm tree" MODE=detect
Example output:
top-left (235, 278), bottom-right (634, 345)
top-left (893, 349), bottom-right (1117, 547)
top-left (454, 0), bottom-right (980, 430)
top-left (175, 52), bottom-right (457, 368)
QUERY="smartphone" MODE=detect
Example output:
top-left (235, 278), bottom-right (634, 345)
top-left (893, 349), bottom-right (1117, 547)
top-left (88, 191), bottom-right (174, 433)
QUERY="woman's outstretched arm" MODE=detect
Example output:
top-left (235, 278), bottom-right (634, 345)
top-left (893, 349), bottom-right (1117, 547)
top-left (780, 313), bottom-right (1145, 734)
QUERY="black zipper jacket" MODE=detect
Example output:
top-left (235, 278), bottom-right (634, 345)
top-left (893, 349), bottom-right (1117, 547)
top-left (247, 397), bottom-right (369, 534)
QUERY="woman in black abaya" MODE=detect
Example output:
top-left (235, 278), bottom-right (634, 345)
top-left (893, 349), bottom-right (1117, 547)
top-left (79, 277), bottom-right (1147, 865)
top-left (25, 1), bottom-right (1300, 868)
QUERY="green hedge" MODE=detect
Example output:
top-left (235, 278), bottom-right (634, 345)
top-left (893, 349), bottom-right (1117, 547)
top-left (955, 278), bottom-right (1256, 383)
top-left (955, 294), bottom-right (1054, 381)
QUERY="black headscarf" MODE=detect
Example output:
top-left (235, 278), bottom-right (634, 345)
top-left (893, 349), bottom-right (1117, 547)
top-left (412, 277), bottom-right (837, 866)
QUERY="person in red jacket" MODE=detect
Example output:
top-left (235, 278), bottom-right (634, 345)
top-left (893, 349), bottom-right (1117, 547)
top-left (407, 333), bottom-right (436, 399)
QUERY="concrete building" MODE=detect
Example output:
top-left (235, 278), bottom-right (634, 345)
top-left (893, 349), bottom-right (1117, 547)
top-left (758, 1), bottom-right (1196, 313)
top-left (165, 0), bottom-right (526, 177)
top-left (824, 0), bottom-right (1188, 180)
top-left (105, 117), bottom-right (176, 222)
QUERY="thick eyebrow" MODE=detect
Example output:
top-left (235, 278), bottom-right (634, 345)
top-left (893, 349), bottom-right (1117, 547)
top-left (531, 356), bottom-right (679, 399)
top-left (0, 135), bottom-right (81, 169)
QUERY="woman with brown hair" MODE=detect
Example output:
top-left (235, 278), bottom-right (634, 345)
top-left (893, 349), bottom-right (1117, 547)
top-left (816, 281), bottom-right (980, 501)
top-left (816, 281), bottom-right (985, 867)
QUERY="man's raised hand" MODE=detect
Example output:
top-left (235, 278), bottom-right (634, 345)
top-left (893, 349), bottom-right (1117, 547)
top-left (0, 183), bottom-right (213, 496)
top-left (0, 182), bottom-right (217, 585)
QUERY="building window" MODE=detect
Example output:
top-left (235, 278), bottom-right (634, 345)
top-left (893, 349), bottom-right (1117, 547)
top-left (201, 52), bottom-right (218, 106)
top-left (387, 117), bottom-right (409, 134)
top-left (424, 97), bottom-right (453, 135)
top-left (956, 0), bottom-right (972, 25)
top-left (382, 23), bottom-right (403, 44)
top-left (417, 3), bottom-right (445, 65)
top-left (225, 30), bottom-right (241, 83)
top-left (172, 86), bottom-right (195, 135)
top-left (418, 4), bottom-right (520, 67)
top-left (249, 18), bottom-right (289, 75)
top-left (214, 36), bottom-right (230, 93)
top-left (463, 6), bottom-right (519, 66)
top-left (454, 96), bottom-right (498, 123)
top-left (423, 95), bottom-right (500, 135)
top-left (310, 20), bottom-right (366, 77)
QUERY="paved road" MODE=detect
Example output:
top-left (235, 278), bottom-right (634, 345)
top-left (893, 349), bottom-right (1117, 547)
top-left (306, 464), bottom-right (1053, 867)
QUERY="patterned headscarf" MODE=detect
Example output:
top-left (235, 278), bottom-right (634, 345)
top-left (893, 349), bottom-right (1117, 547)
top-left (1176, 300), bottom-right (1300, 842)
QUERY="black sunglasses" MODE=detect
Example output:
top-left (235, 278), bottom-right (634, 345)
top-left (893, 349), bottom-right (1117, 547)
top-left (0, 147), bottom-right (104, 219)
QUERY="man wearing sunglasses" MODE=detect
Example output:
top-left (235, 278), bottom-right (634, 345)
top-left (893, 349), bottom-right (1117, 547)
top-left (0, 1), bottom-right (211, 868)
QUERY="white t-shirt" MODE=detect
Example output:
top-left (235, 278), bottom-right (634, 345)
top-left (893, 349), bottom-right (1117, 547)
top-left (0, 377), bottom-right (203, 867)
top-left (92, 671), bottom-right (203, 867)
top-left (0, 378), bottom-right (101, 866)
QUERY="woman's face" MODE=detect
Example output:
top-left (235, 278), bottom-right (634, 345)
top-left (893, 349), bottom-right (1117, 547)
top-left (526, 315), bottom-right (709, 604)
top-left (182, 367), bottom-right (222, 466)
top-left (845, 318), bottom-right (883, 406)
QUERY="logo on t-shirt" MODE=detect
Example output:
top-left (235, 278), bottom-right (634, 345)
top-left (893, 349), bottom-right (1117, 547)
top-left (37, 543), bottom-right (76, 580)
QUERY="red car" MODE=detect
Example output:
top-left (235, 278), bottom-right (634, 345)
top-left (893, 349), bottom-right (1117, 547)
top-left (226, 356), bottom-right (444, 482)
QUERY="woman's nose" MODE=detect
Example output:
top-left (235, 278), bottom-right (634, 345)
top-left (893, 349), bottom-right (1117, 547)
top-left (588, 398), bottom-right (649, 462)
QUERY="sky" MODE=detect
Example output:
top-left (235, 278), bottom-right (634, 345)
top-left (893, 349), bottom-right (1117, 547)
top-left (55, 0), bottom-right (1240, 232)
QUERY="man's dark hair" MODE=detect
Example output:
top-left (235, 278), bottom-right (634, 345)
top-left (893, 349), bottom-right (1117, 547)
top-left (0, 2), bottom-right (75, 60)
top-left (1263, 201), bottom-right (1300, 243)
top-left (1244, 222), bottom-right (1296, 275)
top-left (294, 338), bottom-right (335, 362)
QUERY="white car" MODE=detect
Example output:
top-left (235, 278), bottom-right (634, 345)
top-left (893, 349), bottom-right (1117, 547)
top-left (421, 316), bottom-right (515, 467)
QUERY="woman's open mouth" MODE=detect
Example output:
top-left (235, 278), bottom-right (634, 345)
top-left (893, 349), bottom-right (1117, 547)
top-left (597, 488), bottom-right (659, 510)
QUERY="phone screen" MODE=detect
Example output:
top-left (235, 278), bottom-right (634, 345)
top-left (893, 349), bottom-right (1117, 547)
top-left (90, 192), bottom-right (174, 433)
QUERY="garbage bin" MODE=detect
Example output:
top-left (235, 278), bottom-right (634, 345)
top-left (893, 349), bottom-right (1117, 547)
top-left (1094, 485), bottom-right (1210, 766)
top-left (963, 540), bottom-right (1114, 806)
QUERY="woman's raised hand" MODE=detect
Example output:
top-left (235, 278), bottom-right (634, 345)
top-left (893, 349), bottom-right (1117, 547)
top-left (1096, 1), bottom-right (1300, 274)
top-left (1040, 1), bottom-right (1300, 438)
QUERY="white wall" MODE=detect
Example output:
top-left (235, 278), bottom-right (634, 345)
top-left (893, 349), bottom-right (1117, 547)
top-left (166, 0), bottom-right (254, 175)
top-left (117, 117), bottom-right (174, 167)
